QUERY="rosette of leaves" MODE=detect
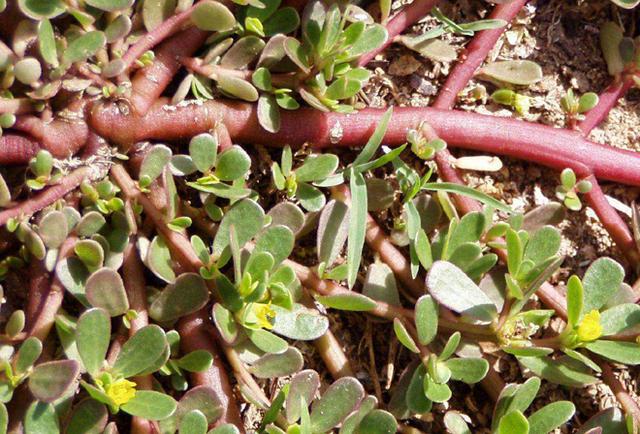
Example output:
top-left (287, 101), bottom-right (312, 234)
top-left (519, 258), bottom-right (640, 386)
top-left (258, 370), bottom-right (398, 434)
top-left (391, 298), bottom-right (489, 411)
top-left (165, 135), bottom-right (253, 204)
top-left (407, 127), bottom-right (447, 160)
top-left (555, 168), bottom-right (592, 211)
top-left (599, 21), bottom-right (640, 83)
top-left (0, 336), bottom-right (80, 405)
top-left (208, 212), bottom-right (328, 362)
top-left (80, 179), bottom-right (125, 216)
top-left (399, 7), bottom-right (506, 63)
top-left (560, 89), bottom-right (599, 126)
top-left (155, 330), bottom-right (214, 392)
top-left (283, 1), bottom-right (387, 112)
top-left (74, 308), bottom-right (177, 420)
top-left (271, 146), bottom-right (339, 212)
top-left (26, 150), bottom-right (61, 191)
top-left (444, 377), bottom-right (575, 434)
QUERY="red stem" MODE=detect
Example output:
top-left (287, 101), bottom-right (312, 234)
top-left (0, 133), bottom-right (40, 165)
top-left (128, 27), bottom-right (208, 116)
top-left (357, 0), bottom-right (440, 66)
top-left (27, 236), bottom-right (77, 342)
top-left (177, 311), bottom-right (244, 429)
top-left (91, 100), bottom-right (640, 188)
top-left (0, 98), bottom-right (35, 115)
top-left (578, 78), bottom-right (635, 136)
top-left (0, 166), bottom-right (92, 226)
top-left (26, 259), bottom-right (50, 329)
top-left (432, 0), bottom-right (528, 110)
top-left (121, 5), bottom-right (197, 71)
top-left (12, 112), bottom-right (88, 159)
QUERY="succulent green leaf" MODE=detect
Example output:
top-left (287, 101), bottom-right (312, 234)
top-left (393, 318), bottom-right (420, 354)
top-left (415, 295), bottom-right (438, 345)
top-left (143, 0), bottom-right (177, 31)
top-left (16, 337), bottom-right (43, 374)
top-left (518, 356), bottom-right (598, 387)
top-left (347, 170), bottom-right (367, 288)
top-left (147, 235), bottom-right (176, 283)
top-left (37, 20), bottom-right (58, 67)
top-left (24, 402), bottom-right (59, 434)
top-left (443, 411), bottom-right (471, 434)
top-left (297, 182), bottom-right (325, 211)
top-left (213, 199), bottom-right (264, 258)
top-left (317, 200), bottom-right (349, 267)
top-left (192, 0), bottom-right (236, 31)
top-left (444, 357), bottom-right (489, 384)
top-left (140, 145), bottom-right (172, 184)
top-left (66, 399), bottom-right (108, 434)
top-left (257, 95), bottom-right (281, 133)
top-left (189, 133), bottom-right (218, 173)
top-left (599, 303), bottom-right (640, 335)
top-left (121, 391), bottom-right (177, 420)
top-left (177, 350), bottom-right (213, 373)
top-left (28, 360), bottom-right (80, 403)
top-left (85, 268), bottom-right (129, 316)
top-left (249, 347), bottom-right (304, 378)
top-left (318, 292), bottom-right (377, 311)
top-left (362, 261), bottom-right (401, 306)
top-left (582, 257), bottom-right (624, 314)
top-left (63, 31), bottom-right (106, 65)
top-left (426, 261), bottom-right (497, 323)
top-left (480, 60), bottom-right (543, 86)
top-left (296, 154), bottom-right (339, 183)
top-left (357, 409), bottom-right (397, 434)
top-left (212, 303), bottom-right (238, 344)
top-left (286, 370), bottom-right (320, 423)
top-left (149, 273), bottom-right (209, 322)
top-left (566, 275), bottom-right (583, 328)
top-left (271, 304), bottom-right (328, 341)
top-left (423, 375), bottom-right (451, 403)
top-left (498, 410), bottom-right (529, 434)
top-left (600, 22), bottom-right (624, 76)
top-left (528, 401), bottom-right (575, 434)
top-left (310, 377), bottom-right (364, 433)
top-left (76, 308), bottom-right (110, 376)
top-left (585, 340), bottom-right (640, 364)
top-left (113, 325), bottom-right (168, 377)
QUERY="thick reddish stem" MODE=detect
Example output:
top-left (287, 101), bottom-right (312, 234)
top-left (91, 100), bottom-right (640, 187)
top-left (601, 362), bottom-right (640, 427)
top-left (128, 27), bottom-right (208, 116)
top-left (121, 5), bottom-right (196, 71)
top-left (581, 174), bottom-right (640, 264)
top-left (0, 166), bottom-right (92, 226)
top-left (578, 78), bottom-right (635, 136)
top-left (26, 259), bottom-right (50, 329)
top-left (177, 311), bottom-right (244, 429)
top-left (357, 0), bottom-right (440, 66)
top-left (0, 98), bottom-right (35, 115)
top-left (12, 112), bottom-right (89, 159)
top-left (0, 133), bottom-right (40, 165)
top-left (27, 236), bottom-right (77, 342)
top-left (432, 0), bottom-right (528, 110)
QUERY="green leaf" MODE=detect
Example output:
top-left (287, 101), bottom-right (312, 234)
top-left (76, 212), bottom-right (106, 237)
top-left (348, 24), bottom-right (388, 58)
top-left (297, 182), bottom-right (325, 212)
top-left (177, 350), bottom-right (213, 373)
top-left (38, 20), bottom-right (58, 67)
top-left (518, 356), bottom-right (598, 387)
top-left (16, 337), bottom-right (43, 374)
top-left (217, 75), bottom-right (259, 102)
top-left (310, 377), bottom-right (364, 433)
top-left (423, 183), bottom-right (512, 213)
top-left (271, 304), bottom-right (328, 341)
top-left (296, 154), bottom-right (339, 183)
top-left (215, 146), bottom-right (251, 181)
top-left (66, 399), bottom-right (108, 434)
top-left (393, 319), bottom-right (419, 354)
top-left (85, 268), bottom-right (129, 316)
top-left (353, 108), bottom-right (392, 167)
top-left (17, 0), bottom-right (65, 19)
top-left (189, 133), bottom-right (218, 173)
top-left (528, 401), bottom-right (575, 434)
top-left (113, 325), bottom-right (168, 377)
top-left (213, 199), bottom-right (264, 258)
top-left (347, 169), bottom-right (367, 288)
top-left (176, 386), bottom-right (223, 424)
top-left (444, 358), bottom-right (488, 384)
top-left (246, 328), bottom-right (288, 354)
top-left (415, 295), bottom-right (438, 345)
top-left (317, 200), bottom-right (349, 267)
top-left (443, 411), bottom-right (471, 434)
top-left (257, 95), bottom-right (280, 133)
top-left (582, 257), bottom-right (624, 313)
top-left (600, 22), bottom-right (624, 76)
top-left (405, 364), bottom-right (432, 414)
top-left (29, 360), bottom-right (80, 403)
top-left (63, 31), bottom-right (106, 65)
top-left (264, 7), bottom-right (299, 36)
top-left (85, 0), bottom-right (131, 11)
top-left (147, 235), bottom-right (176, 283)
top-left (254, 225), bottom-right (294, 265)
top-left (149, 273), bottom-right (209, 322)
top-left (357, 409), bottom-right (397, 434)
top-left (600, 303), bottom-right (640, 335)
top-left (480, 60), bottom-right (543, 86)
top-left (423, 375), bottom-right (451, 403)
top-left (76, 308), bottom-right (110, 376)
top-left (426, 261), bottom-right (497, 323)
top-left (498, 410), bottom-right (529, 434)
top-left (192, 0), bottom-right (236, 31)
top-left (362, 261), bottom-right (400, 306)
top-left (24, 402), bottom-right (59, 434)
top-left (179, 410), bottom-right (207, 434)
top-left (143, 0), bottom-right (177, 31)
top-left (498, 377), bottom-right (540, 423)
top-left (249, 347), bottom-right (304, 379)
top-left (121, 391), bottom-right (177, 420)
top-left (317, 292), bottom-right (377, 311)
top-left (585, 340), bottom-right (640, 364)
top-left (566, 275), bottom-right (583, 328)
top-left (286, 370), bottom-right (319, 424)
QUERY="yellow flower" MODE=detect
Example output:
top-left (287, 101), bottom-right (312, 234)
top-left (105, 378), bottom-right (137, 406)
top-left (576, 310), bottom-right (603, 342)
top-left (254, 303), bottom-right (276, 330)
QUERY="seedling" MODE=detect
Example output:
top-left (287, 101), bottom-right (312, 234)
top-left (555, 168), bottom-right (592, 211)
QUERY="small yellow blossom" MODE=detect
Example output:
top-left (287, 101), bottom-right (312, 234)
top-left (253, 303), bottom-right (276, 330)
top-left (576, 310), bottom-right (603, 342)
top-left (105, 378), bottom-right (137, 406)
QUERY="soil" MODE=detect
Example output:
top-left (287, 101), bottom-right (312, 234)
top-left (277, 0), bottom-right (640, 432)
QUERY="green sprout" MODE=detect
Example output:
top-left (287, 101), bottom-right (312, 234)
top-left (555, 168), bottom-right (592, 211)
top-left (26, 150), bottom-right (61, 191)
top-left (560, 89), bottom-right (599, 127)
